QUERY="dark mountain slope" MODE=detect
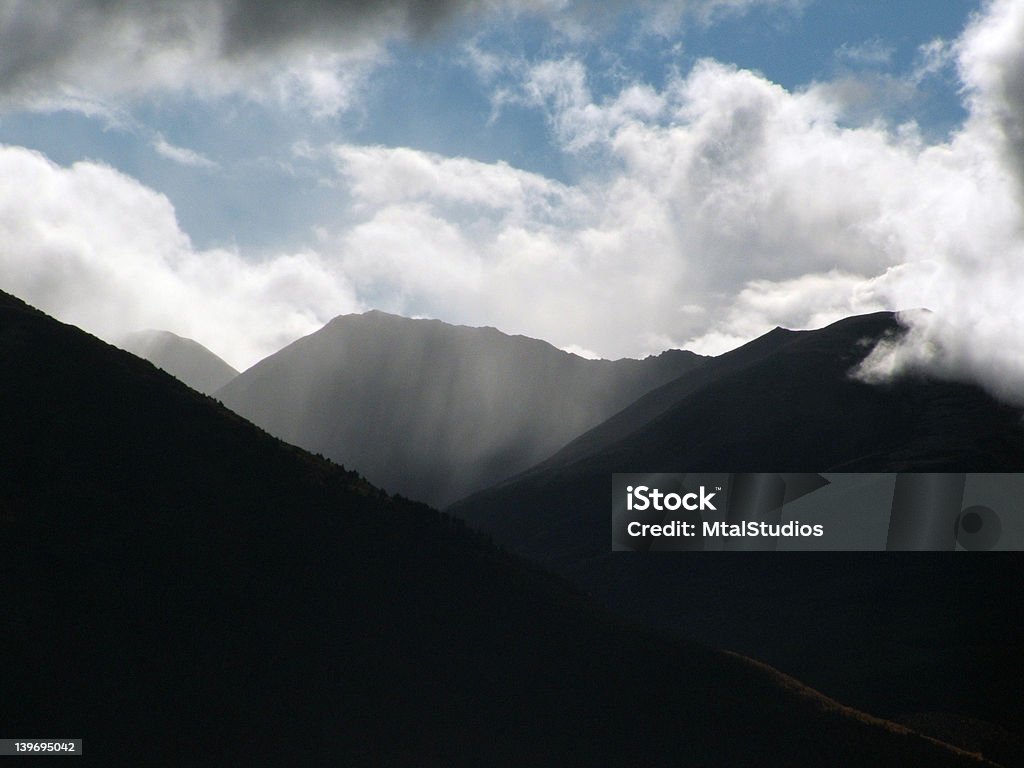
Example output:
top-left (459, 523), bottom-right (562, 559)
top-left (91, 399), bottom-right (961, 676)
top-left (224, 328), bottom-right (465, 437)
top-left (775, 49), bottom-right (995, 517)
top-left (541, 324), bottom-right (802, 470)
top-left (217, 310), bottom-right (705, 506)
top-left (452, 312), bottom-right (1024, 764)
top-left (0, 291), bottom-right (996, 766)
top-left (119, 328), bottom-right (238, 394)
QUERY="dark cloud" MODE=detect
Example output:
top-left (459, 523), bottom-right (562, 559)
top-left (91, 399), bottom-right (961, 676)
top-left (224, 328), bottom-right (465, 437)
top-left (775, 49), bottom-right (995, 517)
top-left (0, 0), bottom-right (485, 107)
top-left (0, 2), bottom-right (195, 101)
top-left (218, 0), bottom-right (477, 53)
top-left (0, 0), bottom-right (800, 107)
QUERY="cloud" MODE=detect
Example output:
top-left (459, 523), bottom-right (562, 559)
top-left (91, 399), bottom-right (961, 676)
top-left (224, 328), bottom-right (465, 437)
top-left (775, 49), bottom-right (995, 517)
top-left (910, 38), bottom-right (956, 84)
top-left (153, 135), bottom-right (219, 169)
top-left (310, 2), bottom-right (1024, 404)
top-left (4, 0), bottom-right (1024, 407)
top-left (957, 0), bottom-right (1024, 199)
top-left (849, 0), bottom-right (1024, 403)
top-left (0, 0), bottom-right (804, 115)
top-left (519, 58), bottom-right (669, 150)
top-left (0, 1), bottom-right (402, 115)
top-left (686, 271), bottom-right (888, 355)
top-left (835, 37), bottom-right (896, 67)
top-left (311, 60), bottom-right (924, 360)
top-left (0, 144), bottom-right (359, 369)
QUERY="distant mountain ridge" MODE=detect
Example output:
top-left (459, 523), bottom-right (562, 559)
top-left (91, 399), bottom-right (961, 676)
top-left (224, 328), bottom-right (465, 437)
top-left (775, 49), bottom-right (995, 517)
top-left (0, 289), bottom-right (994, 766)
top-left (120, 328), bottom-right (238, 394)
top-left (533, 323), bottom-right (804, 471)
top-left (458, 311), bottom-right (1024, 560)
top-left (217, 310), bottom-right (706, 506)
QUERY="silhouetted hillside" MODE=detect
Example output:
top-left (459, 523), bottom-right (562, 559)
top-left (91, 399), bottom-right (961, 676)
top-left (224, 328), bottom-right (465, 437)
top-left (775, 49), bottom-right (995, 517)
top-left (120, 328), bottom-right (238, 394)
top-left (217, 310), bottom-right (705, 506)
top-left (0, 291), bottom-right (996, 766)
top-left (452, 311), bottom-right (1024, 766)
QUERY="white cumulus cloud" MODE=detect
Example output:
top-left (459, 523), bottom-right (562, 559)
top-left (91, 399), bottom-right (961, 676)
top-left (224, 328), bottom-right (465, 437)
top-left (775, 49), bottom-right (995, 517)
top-left (0, 145), bottom-right (360, 369)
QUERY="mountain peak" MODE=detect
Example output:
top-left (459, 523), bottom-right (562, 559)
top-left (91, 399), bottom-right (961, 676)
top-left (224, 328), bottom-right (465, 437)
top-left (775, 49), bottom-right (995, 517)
top-left (119, 329), bottom-right (238, 395)
top-left (217, 311), bottom-right (706, 506)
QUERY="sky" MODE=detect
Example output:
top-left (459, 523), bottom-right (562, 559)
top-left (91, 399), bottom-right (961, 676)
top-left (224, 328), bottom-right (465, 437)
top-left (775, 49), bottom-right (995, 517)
top-left (1, 0), bottom-right (1024, 403)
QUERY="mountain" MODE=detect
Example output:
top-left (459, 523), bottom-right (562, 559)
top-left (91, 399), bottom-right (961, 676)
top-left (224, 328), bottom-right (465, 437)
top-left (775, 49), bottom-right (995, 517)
top-left (0, 289), bottom-right (995, 767)
top-left (119, 328), bottom-right (238, 394)
top-left (456, 312), bottom-right (1024, 555)
top-left (217, 310), bottom-right (705, 507)
top-left (452, 312), bottom-right (1024, 764)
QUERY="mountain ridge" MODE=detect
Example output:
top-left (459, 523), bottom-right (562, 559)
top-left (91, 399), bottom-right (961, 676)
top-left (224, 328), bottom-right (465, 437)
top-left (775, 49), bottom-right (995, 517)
top-left (0, 288), bottom-right (997, 766)
top-left (217, 309), bottom-right (707, 506)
